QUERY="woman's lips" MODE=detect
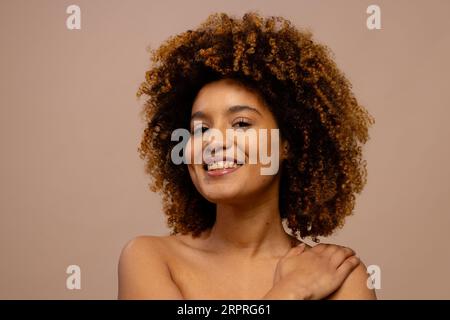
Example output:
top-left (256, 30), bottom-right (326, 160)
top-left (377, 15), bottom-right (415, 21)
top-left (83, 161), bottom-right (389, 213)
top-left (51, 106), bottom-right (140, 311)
top-left (206, 165), bottom-right (242, 177)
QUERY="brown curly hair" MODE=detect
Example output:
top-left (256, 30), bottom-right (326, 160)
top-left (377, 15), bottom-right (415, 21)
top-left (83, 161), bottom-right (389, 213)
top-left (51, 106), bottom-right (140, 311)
top-left (136, 12), bottom-right (375, 241)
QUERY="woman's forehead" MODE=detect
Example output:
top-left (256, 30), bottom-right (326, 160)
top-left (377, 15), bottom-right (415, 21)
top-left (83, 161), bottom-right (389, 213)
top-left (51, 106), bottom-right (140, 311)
top-left (191, 79), bottom-right (267, 114)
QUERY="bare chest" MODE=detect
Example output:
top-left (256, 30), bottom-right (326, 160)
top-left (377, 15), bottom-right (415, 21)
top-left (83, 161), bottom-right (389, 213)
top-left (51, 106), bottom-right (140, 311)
top-left (165, 247), bottom-right (278, 299)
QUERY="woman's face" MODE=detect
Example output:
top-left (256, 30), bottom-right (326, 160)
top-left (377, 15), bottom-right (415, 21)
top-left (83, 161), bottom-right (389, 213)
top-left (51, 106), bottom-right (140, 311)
top-left (185, 78), bottom-right (287, 205)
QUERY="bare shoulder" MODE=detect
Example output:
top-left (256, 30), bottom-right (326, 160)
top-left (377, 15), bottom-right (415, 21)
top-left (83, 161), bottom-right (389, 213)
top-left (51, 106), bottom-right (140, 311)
top-left (117, 235), bottom-right (184, 299)
top-left (327, 251), bottom-right (377, 300)
top-left (124, 234), bottom-right (177, 252)
top-left (118, 235), bottom-right (170, 267)
top-left (120, 235), bottom-right (160, 254)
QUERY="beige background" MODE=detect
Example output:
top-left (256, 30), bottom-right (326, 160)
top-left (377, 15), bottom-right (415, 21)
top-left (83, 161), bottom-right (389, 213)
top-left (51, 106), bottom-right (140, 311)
top-left (1, 0), bottom-right (449, 299)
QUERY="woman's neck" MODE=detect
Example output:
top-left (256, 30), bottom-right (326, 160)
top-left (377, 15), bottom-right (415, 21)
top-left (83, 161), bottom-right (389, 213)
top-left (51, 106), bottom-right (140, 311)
top-left (201, 188), bottom-right (296, 260)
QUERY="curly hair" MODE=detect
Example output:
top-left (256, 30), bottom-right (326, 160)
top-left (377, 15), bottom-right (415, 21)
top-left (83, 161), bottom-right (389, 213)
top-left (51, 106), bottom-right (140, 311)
top-left (136, 12), bottom-right (375, 241)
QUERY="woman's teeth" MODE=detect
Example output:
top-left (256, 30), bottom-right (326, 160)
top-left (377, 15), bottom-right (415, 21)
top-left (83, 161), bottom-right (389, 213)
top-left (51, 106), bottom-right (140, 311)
top-left (207, 160), bottom-right (240, 171)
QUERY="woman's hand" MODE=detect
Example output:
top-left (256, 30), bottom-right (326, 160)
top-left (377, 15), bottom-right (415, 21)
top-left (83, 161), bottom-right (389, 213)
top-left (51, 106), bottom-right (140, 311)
top-left (264, 243), bottom-right (360, 300)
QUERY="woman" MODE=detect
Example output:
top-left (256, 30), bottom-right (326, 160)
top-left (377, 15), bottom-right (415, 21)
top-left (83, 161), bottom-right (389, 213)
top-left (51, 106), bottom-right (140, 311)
top-left (118, 12), bottom-right (376, 300)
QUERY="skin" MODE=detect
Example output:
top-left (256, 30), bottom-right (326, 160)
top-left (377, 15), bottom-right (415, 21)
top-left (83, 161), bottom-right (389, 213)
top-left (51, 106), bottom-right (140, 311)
top-left (118, 79), bottom-right (377, 300)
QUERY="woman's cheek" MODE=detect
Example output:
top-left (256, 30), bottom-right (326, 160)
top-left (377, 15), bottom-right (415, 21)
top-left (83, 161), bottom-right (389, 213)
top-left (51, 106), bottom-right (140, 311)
top-left (183, 137), bottom-right (193, 164)
top-left (183, 136), bottom-right (202, 165)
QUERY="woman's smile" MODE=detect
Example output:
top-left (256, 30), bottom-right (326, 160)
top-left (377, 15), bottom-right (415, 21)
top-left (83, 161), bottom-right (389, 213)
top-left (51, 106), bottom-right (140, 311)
top-left (204, 160), bottom-right (244, 177)
top-left (202, 154), bottom-right (245, 177)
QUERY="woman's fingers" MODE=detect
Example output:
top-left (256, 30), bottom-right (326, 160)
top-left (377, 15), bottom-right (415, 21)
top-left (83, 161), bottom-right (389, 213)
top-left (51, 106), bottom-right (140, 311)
top-left (335, 255), bottom-right (360, 282)
top-left (296, 243), bottom-right (306, 254)
top-left (284, 243), bottom-right (306, 259)
top-left (330, 246), bottom-right (356, 269)
top-left (322, 244), bottom-right (340, 257)
top-left (273, 242), bottom-right (361, 300)
top-left (311, 243), bottom-right (329, 253)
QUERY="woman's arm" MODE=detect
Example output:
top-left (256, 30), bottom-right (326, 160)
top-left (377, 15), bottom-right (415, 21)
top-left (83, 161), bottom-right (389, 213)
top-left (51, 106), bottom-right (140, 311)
top-left (118, 236), bottom-right (184, 299)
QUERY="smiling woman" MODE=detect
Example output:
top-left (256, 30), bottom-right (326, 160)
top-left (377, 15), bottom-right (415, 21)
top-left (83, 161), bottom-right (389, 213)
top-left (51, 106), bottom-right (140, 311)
top-left (118, 12), bottom-right (376, 300)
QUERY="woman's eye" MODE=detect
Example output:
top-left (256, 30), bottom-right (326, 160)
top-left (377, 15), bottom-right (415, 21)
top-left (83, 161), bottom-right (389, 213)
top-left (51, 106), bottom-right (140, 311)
top-left (233, 120), bottom-right (251, 128)
top-left (192, 126), bottom-right (209, 134)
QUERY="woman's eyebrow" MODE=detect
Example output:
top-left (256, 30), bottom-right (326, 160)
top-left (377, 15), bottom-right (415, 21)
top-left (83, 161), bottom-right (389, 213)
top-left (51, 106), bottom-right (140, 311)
top-left (190, 105), bottom-right (262, 123)
top-left (190, 111), bottom-right (207, 122)
top-left (226, 105), bottom-right (262, 117)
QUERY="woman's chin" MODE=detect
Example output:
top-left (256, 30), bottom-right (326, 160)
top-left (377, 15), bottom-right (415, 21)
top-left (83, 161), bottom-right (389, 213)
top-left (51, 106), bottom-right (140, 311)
top-left (200, 188), bottom-right (248, 204)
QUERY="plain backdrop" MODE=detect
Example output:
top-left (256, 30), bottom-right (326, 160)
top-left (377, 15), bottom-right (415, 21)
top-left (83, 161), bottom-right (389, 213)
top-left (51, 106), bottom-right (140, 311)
top-left (1, 0), bottom-right (449, 299)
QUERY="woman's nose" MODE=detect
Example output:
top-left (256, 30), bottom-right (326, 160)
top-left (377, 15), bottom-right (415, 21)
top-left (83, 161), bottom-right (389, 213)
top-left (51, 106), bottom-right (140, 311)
top-left (203, 127), bottom-right (234, 155)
